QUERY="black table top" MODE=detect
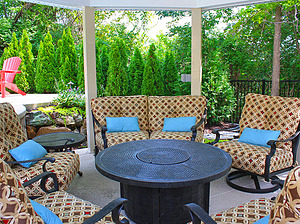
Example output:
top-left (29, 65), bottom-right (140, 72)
top-left (33, 132), bottom-right (86, 150)
top-left (95, 139), bottom-right (232, 188)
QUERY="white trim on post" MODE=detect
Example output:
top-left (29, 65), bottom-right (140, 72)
top-left (83, 6), bottom-right (97, 153)
top-left (191, 8), bottom-right (202, 96)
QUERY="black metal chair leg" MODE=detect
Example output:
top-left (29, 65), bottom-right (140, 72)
top-left (226, 171), bottom-right (280, 193)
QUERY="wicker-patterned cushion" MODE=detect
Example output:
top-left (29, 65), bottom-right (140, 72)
top-left (215, 140), bottom-right (293, 175)
top-left (148, 95), bottom-right (206, 131)
top-left (269, 166), bottom-right (300, 223)
top-left (95, 130), bottom-right (149, 150)
top-left (13, 152), bottom-right (80, 197)
top-left (0, 158), bottom-right (44, 224)
top-left (211, 198), bottom-right (274, 223)
top-left (0, 103), bottom-right (27, 162)
top-left (91, 95), bottom-right (149, 134)
top-left (239, 93), bottom-right (300, 151)
top-left (150, 130), bottom-right (204, 142)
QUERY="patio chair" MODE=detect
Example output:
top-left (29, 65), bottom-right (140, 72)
top-left (0, 157), bottom-right (129, 224)
top-left (0, 56), bottom-right (26, 98)
top-left (211, 93), bottom-right (300, 193)
top-left (185, 165), bottom-right (300, 223)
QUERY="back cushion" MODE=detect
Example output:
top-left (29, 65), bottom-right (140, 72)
top-left (269, 166), bottom-right (300, 223)
top-left (239, 93), bottom-right (300, 151)
top-left (91, 95), bottom-right (149, 133)
top-left (148, 95), bottom-right (207, 131)
top-left (0, 103), bottom-right (27, 161)
top-left (0, 158), bottom-right (44, 223)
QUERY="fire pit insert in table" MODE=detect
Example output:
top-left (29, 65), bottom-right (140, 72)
top-left (96, 139), bottom-right (231, 224)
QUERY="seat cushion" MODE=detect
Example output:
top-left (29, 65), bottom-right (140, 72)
top-left (269, 166), bottom-right (300, 223)
top-left (150, 130), bottom-right (204, 142)
top-left (215, 140), bottom-right (293, 175)
top-left (212, 198), bottom-right (274, 223)
top-left (95, 130), bottom-right (149, 150)
top-left (34, 190), bottom-right (126, 223)
top-left (0, 158), bottom-right (44, 224)
top-left (12, 152), bottom-right (80, 197)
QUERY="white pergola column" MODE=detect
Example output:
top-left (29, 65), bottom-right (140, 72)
top-left (191, 8), bottom-right (203, 96)
top-left (83, 6), bottom-right (97, 153)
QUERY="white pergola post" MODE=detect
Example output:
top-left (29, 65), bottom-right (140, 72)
top-left (191, 8), bottom-right (203, 96)
top-left (83, 6), bottom-right (97, 153)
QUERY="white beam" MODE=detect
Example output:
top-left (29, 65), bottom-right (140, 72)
top-left (191, 8), bottom-right (202, 96)
top-left (83, 6), bottom-right (97, 153)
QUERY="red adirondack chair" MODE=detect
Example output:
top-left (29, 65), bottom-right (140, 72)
top-left (0, 57), bottom-right (26, 98)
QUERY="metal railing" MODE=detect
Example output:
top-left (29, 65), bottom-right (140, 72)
top-left (228, 79), bottom-right (300, 123)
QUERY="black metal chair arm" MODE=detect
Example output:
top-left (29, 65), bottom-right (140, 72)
top-left (190, 108), bottom-right (207, 141)
top-left (210, 125), bottom-right (240, 145)
top-left (82, 198), bottom-right (129, 224)
top-left (184, 203), bottom-right (217, 224)
top-left (267, 130), bottom-right (300, 147)
top-left (7, 157), bottom-right (55, 173)
top-left (91, 110), bottom-right (107, 131)
top-left (22, 171), bottom-right (59, 195)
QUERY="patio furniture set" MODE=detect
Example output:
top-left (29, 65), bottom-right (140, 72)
top-left (1, 92), bottom-right (300, 223)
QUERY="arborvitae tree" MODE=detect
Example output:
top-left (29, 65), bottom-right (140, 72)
top-left (60, 28), bottom-right (77, 85)
top-left (55, 39), bottom-right (63, 80)
top-left (35, 32), bottom-right (56, 93)
top-left (105, 38), bottom-right (128, 96)
top-left (162, 51), bottom-right (177, 96)
top-left (100, 45), bottom-right (109, 89)
top-left (128, 47), bottom-right (144, 95)
top-left (95, 41), bottom-right (105, 95)
top-left (141, 44), bottom-right (163, 96)
top-left (77, 43), bottom-right (84, 90)
top-left (0, 32), bottom-right (19, 68)
top-left (19, 29), bottom-right (33, 92)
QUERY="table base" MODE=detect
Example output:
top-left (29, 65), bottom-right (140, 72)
top-left (121, 183), bottom-right (210, 224)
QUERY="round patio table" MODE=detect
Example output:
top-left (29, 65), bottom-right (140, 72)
top-left (95, 139), bottom-right (232, 224)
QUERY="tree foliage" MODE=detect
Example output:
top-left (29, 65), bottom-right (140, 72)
top-left (141, 44), bottom-right (164, 96)
top-left (128, 47), bottom-right (144, 95)
top-left (162, 51), bottom-right (177, 96)
top-left (35, 32), bottom-right (56, 93)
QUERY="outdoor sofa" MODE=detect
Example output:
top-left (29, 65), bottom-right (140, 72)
top-left (0, 102), bottom-right (80, 197)
top-left (91, 95), bottom-right (207, 153)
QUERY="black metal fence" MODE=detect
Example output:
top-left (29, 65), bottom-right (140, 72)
top-left (228, 79), bottom-right (300, 123)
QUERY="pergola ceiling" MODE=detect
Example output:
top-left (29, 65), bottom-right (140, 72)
top-left (21, 0), bottom-right (283, 10)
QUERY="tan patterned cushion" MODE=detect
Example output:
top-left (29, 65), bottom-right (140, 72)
top-left (91, 95), bottom-right (149, 134)
top-left (239, 93), bottom-right (300, 151)
top-left (215, 140), bottom-right (293, 175)
top-left (35, 190), bottom-right (125, 223)
top-left (212, 198), bottom-right (274, 223)
top-left (13, 152), bottom-right (80, 197)
top-left (150, 130), bottom-right (204, 142)
top-left (269, 166), bottom-right (300, 223)
top-left (148, 95), bottom-right (206, 139)
top-left (0, 103), bottom-right (27, 162)
top-left (95, 130), bottom-right (149, 150)
top-left (0, 158), bottom-right (44, 224)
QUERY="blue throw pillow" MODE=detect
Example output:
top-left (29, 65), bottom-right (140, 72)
top-left (253, 215), bottom-right (270, 224)
top-left (238, 127), bottom-right (281, 148)
top-left (9, 140), bottom-right (47, 168)
top-left (30, 200), bottom-right (63, 224)
top-left (106, 117), bottom-right (140, 133)
top-left (162, 117), bottom-right (197, 132)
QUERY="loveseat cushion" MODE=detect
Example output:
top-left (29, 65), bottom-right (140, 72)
top-left (13, 152), bottom-right (80, 197)
top-left (95, 130), bottom-right (149, 150)
top-left (35, 190), bottom-right (126, 223)
top-left (211, 198), bottom-right (274, 223)
top-left (150, 130), bottom-right (204, 142)
top-left (215, 140), bottom-right (293, 175)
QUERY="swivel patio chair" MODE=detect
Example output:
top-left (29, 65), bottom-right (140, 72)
top-left (211, 93), bottom-right (300, 193)
top-left (0, 56), bottom-right (26, 98)
top-left (185, 165), bottom-right (300, 223)
top-left (0, 158), bottom-right (128, 224)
